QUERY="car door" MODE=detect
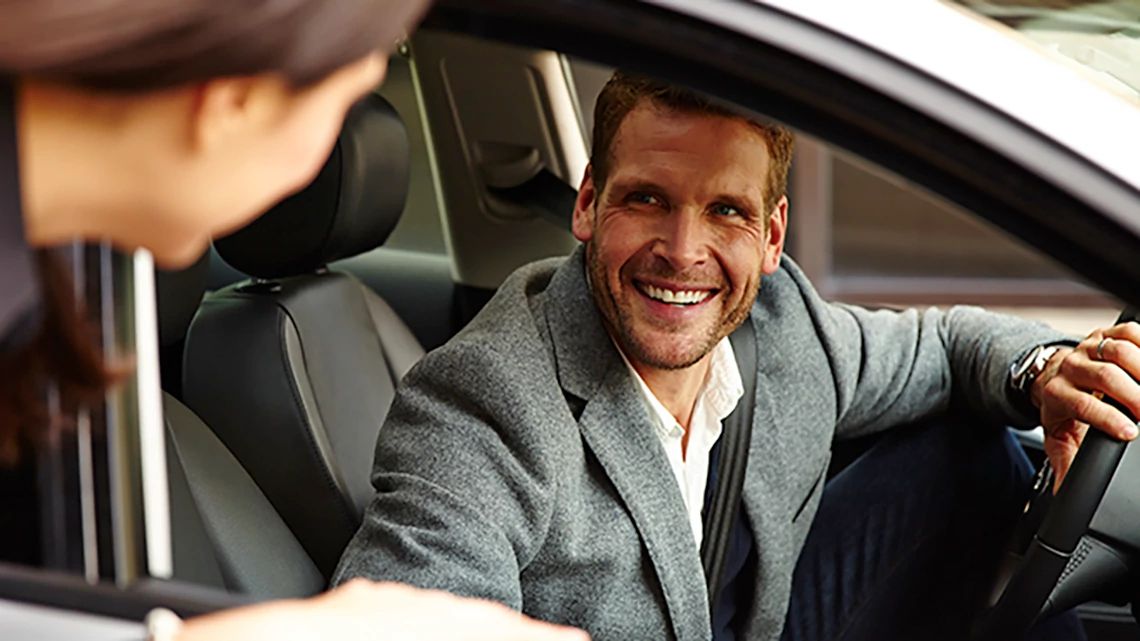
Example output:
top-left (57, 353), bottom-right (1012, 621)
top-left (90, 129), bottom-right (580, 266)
top-left (0, 244), bottom-right (243, 639)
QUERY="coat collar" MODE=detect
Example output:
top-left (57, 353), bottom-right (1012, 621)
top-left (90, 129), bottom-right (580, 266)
top-left (542, 246), bottom-right (615, 403)
top-left (541, 246), bottom-right (712, 640)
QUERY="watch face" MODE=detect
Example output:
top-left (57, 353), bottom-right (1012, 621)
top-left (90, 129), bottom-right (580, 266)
top-left (1011, 345), bottom-right (1043, 390)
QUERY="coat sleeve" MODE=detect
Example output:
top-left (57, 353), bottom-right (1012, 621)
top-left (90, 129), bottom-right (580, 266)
top-left (331, 339), bottom-right (561, 609)
top-left (778, 259), bottom-right (1074, 440)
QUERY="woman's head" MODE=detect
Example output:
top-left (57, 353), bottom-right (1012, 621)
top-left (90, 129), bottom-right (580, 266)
top-left (0, 0), bottom-right (429, 461)
top-left (2, 0), bottom-right (430, 266)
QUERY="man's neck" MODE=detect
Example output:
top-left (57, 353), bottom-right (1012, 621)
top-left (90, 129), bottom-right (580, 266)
top-left (585, 267), bottom-right (712, 436)
top-left (629, 354), bottom-right (713, 433)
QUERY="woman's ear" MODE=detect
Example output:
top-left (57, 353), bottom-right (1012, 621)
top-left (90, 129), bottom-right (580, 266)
top-left (191, 75), bottom-right (286, 153)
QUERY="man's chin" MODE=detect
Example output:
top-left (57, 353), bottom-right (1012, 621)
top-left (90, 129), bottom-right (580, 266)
top-left (622, 332), bottom-right (713, 371)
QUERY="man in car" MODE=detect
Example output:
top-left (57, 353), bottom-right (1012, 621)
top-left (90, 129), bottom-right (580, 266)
top-left (335, 71), bottom-right (1138, 640)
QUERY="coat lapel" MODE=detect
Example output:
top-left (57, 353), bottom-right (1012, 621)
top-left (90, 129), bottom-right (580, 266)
top-left (739, 308), bottom-right (797, 638)
top-left (741, 313), bottom-right (793, 515)
top-left (543, 247), bottom-right (712, 641)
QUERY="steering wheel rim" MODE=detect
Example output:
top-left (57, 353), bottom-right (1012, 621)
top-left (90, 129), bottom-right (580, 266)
top-left (975, 428), bottom-right (1128, 640)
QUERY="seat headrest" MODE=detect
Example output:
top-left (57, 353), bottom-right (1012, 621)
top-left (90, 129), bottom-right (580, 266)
top-left (214, 93), bottom-right (410, 279)
top-left (156, 250), bottom-right (209, 347)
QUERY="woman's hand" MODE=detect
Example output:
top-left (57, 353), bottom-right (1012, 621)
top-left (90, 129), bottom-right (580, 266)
top-left (176, 579), bottom-right (589, 641)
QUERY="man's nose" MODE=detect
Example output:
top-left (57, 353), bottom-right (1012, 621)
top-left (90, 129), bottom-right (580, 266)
top-left (652, 208), bottom-right (710, 270)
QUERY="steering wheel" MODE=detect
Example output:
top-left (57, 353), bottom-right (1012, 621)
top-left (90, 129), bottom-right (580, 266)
top-left (976, 310), bottom-right (1140, 640)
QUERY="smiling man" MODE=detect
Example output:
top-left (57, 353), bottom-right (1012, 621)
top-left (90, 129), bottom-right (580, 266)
top-left (335, 72), bottom-right (1139, 641)
top-left (576, 87), bottom-right (787, 448)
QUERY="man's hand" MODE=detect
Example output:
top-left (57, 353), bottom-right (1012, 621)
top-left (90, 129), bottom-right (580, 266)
top-left (1033, 322), bottom-right (1140, 489)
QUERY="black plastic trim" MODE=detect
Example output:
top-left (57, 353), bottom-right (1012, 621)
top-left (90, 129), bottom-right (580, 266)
top-left (0, 562), bottom-right (249, 622)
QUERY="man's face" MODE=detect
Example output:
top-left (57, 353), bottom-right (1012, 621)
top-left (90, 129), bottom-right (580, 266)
top-left (572, 101), bottom-right (787, 372)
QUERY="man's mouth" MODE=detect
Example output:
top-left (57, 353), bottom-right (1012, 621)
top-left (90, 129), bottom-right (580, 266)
top-left (636, 281), bottom-right (715, 306)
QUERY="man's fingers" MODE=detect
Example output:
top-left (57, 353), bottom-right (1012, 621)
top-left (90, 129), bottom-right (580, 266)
top-left (1103, 321), bottom-right (1140, 345)
top-left (1043, 377), bottom-right (1138, 440)
top-left (1057, 353), bottom-right (1140, 425)
top-left (1053, 454), bottom-right (1072, 493)
top-left (1091, 326), bottom-right (1140, 383)
top-left (1045, 419), bottom-right (1086, 492)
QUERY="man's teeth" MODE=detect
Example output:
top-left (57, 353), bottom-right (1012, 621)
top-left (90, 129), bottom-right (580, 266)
top-left (643, 284), bottom-right (711, 305)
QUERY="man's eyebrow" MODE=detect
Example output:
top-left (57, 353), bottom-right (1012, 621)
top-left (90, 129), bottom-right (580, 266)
top-left (608, 178), bottom-right (667, 195)
top-left (605, 178), bottom-right (762, 213)
top-left (601, 178), bottom-right (671, 205)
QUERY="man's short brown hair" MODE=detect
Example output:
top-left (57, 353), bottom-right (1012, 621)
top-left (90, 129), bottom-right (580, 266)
top-left (590, 71), bottom-right (795, 216)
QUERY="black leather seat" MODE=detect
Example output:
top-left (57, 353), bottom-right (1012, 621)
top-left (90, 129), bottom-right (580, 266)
top-left (182, 94), bottom-right (424, 579)
top-left (157, 255), bottom-right (323, 599)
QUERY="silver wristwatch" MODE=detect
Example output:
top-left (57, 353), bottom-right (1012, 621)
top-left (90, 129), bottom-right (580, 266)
top-left (1010, 344), bottom-right (1063, 395)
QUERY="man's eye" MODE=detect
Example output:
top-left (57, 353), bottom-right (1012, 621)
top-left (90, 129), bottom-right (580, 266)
top-left (712, 203), bottom-right (742, 217)
top-left (629, 192), bottom-right (662, 207)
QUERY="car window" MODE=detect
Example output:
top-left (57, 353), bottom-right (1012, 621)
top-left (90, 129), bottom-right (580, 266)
top-left (799, 136), bottom-right (1119, 333)
top-left (565, 57), bottom-right (1119, 334)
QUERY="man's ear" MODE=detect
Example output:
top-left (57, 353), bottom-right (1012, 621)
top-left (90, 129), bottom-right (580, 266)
top-left (191, 75), bottom-right (283, 153)
top-left (571, 164), bottom-right (598, 243)
top-left (761, 195), bottom-right (788, 275)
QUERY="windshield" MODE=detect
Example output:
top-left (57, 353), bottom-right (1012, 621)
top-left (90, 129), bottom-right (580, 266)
top-left (956, 1), bottom-right (1140, 98)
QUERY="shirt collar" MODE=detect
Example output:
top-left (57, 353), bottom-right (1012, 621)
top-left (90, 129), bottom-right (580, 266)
top-left (704, 337), bottom-right (745, 422)
top-left (614, 335), bottom-right (744, 439)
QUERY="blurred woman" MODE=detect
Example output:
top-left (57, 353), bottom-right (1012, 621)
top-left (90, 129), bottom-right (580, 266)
top-left (0, 2), bottom-right (586, 640)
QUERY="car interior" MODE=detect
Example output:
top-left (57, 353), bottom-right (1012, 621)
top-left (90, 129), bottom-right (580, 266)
top-left (11, 19), bottom-right (1138, 640)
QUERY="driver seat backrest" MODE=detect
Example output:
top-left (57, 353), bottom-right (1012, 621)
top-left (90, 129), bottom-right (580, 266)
top-left (181, 94), bottom-right (423, 579)
top-left (157, 255), bottom-right (324, 599)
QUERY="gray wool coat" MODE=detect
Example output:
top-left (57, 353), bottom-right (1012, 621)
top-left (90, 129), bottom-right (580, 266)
top-left (334, 246), bottom-right (1065, 641)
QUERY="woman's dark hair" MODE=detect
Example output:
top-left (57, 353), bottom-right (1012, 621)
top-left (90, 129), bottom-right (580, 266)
top-left (0, 0), bottom-right (428, 90)
top-left (0, 251), bottom-right (121, 465)
top-left (0, 0), bottom-right (430, 463)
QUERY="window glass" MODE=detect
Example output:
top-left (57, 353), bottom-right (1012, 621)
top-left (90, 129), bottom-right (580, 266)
top-left (818, 141), bottom-right (1119, 333)
top-left (831, 149), bottom-right (1069, 280)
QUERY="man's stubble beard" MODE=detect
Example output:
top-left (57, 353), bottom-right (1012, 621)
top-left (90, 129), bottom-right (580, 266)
top-left (586, 241), bottom-right (760, 372)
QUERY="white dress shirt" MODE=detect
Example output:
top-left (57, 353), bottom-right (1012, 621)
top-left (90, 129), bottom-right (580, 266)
top-left (617, 337), bottom-right (744, 549)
